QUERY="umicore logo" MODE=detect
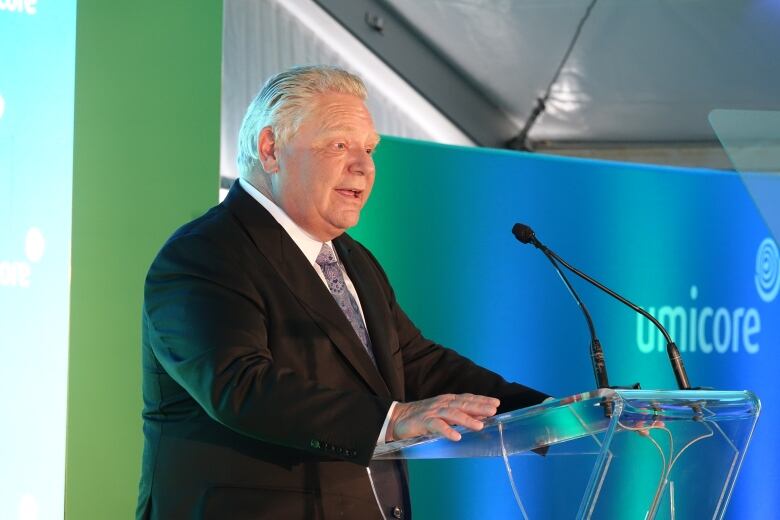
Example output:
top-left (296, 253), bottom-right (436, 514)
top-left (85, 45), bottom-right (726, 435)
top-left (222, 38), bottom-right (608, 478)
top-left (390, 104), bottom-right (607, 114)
top-left (0, 0), bottom-right (38, 16)
top-left (636, 285), bottom-right (760, 355)
top-left (755, 237), bottom-right (779, 303)
top-left (0, 228), bottom-right (45, 288)
top-left (636, 238), bottom-right (775, 356)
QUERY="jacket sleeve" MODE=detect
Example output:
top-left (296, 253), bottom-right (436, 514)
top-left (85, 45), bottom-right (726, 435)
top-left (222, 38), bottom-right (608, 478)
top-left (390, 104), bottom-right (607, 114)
top-left (355, 242), bottom-right (550, 413)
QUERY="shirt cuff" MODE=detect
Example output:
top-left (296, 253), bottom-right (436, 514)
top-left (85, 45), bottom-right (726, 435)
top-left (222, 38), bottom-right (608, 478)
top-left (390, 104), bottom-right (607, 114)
top-left (376, 401), bottom-right (398, 445)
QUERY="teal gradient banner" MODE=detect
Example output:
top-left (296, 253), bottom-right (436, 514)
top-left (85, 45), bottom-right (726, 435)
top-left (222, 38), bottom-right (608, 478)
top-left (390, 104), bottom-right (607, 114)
top-left (0, 1), bottom-right (77, 518)
top-left (351, 136), bottom-right (779, 519)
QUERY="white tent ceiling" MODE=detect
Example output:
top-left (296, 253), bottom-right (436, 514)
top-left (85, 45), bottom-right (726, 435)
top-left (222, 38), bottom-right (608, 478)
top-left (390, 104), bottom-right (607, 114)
top-left (222, 0), bottom-right (780, 172)
top-left (386, 0), bottom-right (780, 145)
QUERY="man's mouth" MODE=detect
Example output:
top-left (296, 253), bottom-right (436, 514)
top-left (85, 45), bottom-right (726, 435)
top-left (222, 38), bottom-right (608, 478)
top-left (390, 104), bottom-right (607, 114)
top-left (335, 188), bottom-right (362, 199)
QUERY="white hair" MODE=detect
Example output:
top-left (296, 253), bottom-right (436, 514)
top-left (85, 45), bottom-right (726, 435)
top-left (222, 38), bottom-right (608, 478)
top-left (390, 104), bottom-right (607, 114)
top-left (236, 65), bottom-right (368, 189)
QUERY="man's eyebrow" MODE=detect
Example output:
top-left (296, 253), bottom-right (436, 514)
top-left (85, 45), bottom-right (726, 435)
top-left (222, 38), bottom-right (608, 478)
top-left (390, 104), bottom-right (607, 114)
top-left (319, 121), bottom-right (372, 132)
top-left (317, 126), bottom-right (381, 145)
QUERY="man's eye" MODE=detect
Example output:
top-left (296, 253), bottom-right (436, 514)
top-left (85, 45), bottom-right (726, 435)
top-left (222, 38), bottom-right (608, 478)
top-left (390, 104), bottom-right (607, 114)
top-left (365, 147), bottom-right (374, 155)
top-left (333, 142), bottom-right (347, 150)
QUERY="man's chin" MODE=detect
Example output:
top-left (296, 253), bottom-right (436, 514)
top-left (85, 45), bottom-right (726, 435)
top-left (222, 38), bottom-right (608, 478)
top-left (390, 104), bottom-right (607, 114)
top-left (331, 221), bottom-right (358, 237)
top-left (331, 212), bottom-right (361, 232)
top-left (312, 219), bottom-right (360, 241)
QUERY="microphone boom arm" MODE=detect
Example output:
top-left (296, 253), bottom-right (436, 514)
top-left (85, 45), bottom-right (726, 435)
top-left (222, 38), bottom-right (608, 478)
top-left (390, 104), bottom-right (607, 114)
top-left (538, 241), bottom-right (691, 390)
top-left (541, 249), bottom-right (610, 389)
top-left (512, 222), bottom-right (692, 391)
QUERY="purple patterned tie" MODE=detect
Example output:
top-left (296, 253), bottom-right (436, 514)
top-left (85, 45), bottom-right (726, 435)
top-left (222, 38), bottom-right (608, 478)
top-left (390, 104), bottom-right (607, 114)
top-left (316, 243), bottom-right (376, 364)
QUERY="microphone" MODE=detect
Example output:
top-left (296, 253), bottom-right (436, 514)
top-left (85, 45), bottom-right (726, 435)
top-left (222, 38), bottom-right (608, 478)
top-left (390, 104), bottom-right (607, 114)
top-left (512, 223), bottom-right (692, 390)
top-left (513, 226), bottom-right (610, 389)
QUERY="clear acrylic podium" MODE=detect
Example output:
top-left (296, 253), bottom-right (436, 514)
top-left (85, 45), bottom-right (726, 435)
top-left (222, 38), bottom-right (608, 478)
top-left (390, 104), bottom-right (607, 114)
top-left (374, 390), bottom-right (760, 519)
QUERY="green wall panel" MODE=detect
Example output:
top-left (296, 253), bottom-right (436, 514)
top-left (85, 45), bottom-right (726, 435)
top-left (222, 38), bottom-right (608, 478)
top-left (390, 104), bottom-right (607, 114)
top-left (66, 2), bottom-right (223, 517)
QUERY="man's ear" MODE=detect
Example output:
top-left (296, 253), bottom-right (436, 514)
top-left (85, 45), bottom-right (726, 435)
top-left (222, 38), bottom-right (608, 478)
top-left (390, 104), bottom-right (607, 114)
top-left (258, 127), bottom-right (280, 173)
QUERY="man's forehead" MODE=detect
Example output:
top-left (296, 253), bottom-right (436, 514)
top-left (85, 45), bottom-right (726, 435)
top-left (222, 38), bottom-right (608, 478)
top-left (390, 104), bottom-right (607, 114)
top-left (308, 95), bottom-right (378, 139)
top-left (312, 95), bottom-right (371, 119)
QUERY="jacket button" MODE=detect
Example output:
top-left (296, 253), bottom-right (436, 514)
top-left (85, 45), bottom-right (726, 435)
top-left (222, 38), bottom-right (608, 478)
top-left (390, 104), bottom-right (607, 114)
top-left (392, 505), bottom-right (403, 519)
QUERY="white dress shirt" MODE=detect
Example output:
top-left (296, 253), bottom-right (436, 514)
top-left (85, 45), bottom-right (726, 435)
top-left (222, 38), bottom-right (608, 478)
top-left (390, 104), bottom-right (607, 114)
top-left (238, 179), bottom-right (396, 444)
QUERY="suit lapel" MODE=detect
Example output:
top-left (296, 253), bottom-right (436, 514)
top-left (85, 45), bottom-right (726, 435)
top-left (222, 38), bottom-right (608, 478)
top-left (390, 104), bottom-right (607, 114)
top-left (223, 182), bottom-right (391, 398)
top-left (335, 238), bottom-right (404, 401)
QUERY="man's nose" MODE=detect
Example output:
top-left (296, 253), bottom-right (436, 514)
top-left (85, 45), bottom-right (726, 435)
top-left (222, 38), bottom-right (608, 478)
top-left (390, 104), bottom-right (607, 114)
top-left (348, 150), bottom-right (374, 175)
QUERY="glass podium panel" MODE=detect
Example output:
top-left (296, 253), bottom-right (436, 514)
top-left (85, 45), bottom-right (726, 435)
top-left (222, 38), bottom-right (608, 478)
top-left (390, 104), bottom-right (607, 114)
top-left (375, 390), bottom-right (760, 519)
top-left (709, 109), bottom-right (780, 243)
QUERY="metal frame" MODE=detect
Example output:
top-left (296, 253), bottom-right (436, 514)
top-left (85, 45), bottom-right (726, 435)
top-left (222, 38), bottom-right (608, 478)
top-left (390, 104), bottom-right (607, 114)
top-left (312, 0), bottom-right (519, 148)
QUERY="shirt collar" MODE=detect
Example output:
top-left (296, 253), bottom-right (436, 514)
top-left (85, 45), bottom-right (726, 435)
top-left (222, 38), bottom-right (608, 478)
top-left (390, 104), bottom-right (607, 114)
top-left (238, 178), bottom-right (335, 265)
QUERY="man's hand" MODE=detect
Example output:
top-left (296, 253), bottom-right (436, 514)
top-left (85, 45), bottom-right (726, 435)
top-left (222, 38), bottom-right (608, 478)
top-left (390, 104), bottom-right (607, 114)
top-left (386, 393), bottom-right (500, 442)
top-left (634, 419), bottom-right (666, 437)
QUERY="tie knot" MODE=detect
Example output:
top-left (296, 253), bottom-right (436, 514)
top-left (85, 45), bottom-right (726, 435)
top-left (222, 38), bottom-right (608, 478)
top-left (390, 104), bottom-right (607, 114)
top-left (316, 243), bottom-right (338, 268)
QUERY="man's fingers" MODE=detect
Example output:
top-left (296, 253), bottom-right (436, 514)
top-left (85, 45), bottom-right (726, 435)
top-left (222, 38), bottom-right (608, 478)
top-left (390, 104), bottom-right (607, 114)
top-left (447, 394), bottom-right (500, 409)
top-left (437, 407), bottom-right (485, 432)
top-left (634, 419), bottom-right (666, 437)
top-left (443, 394), bottom-right (499, 418)
top-left (458, 401), bottom-right (498, 418)
top-left (426, 417), bottom-right (462, 442)
top-left (389, 393), bottom-right (501, 442)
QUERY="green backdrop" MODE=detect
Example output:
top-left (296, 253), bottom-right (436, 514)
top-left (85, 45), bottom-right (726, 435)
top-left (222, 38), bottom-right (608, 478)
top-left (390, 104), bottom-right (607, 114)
top-left (65, 2), bottom-right (223, 517)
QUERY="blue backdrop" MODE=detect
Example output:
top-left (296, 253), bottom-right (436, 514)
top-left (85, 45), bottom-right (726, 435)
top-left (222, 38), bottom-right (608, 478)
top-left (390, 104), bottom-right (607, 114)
top-left (351, 136), bottom-right (779, 519)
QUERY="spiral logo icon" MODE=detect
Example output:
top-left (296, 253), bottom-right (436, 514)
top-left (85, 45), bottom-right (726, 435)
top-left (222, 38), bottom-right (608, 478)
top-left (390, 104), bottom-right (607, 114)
top-left (755, 238), bottom-right (780, 303)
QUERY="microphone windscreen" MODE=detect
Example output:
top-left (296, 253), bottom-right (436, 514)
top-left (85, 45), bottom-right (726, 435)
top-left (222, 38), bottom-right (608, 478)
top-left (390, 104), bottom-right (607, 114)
top-left (512, 223), bottom-right (536, 244)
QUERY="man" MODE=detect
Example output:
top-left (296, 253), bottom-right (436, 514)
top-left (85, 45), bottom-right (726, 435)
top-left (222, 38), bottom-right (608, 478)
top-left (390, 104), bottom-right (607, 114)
top-left (137, 65), bottom-right (548, 519)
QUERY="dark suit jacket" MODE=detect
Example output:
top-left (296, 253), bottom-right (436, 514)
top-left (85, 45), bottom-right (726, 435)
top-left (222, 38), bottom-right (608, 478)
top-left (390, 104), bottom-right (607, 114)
top-left (137, 182), bottom-right (548, 519)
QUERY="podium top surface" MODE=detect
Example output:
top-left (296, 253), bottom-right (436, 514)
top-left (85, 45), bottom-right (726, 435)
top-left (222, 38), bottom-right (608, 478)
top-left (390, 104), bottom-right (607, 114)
top-left (373, 389), bottom-right (759, 460)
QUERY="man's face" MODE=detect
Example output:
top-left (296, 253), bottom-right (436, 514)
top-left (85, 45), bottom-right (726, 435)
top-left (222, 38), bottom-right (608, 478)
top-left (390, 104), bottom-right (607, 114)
top-left (270, 92), bottom-right (380, 241)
